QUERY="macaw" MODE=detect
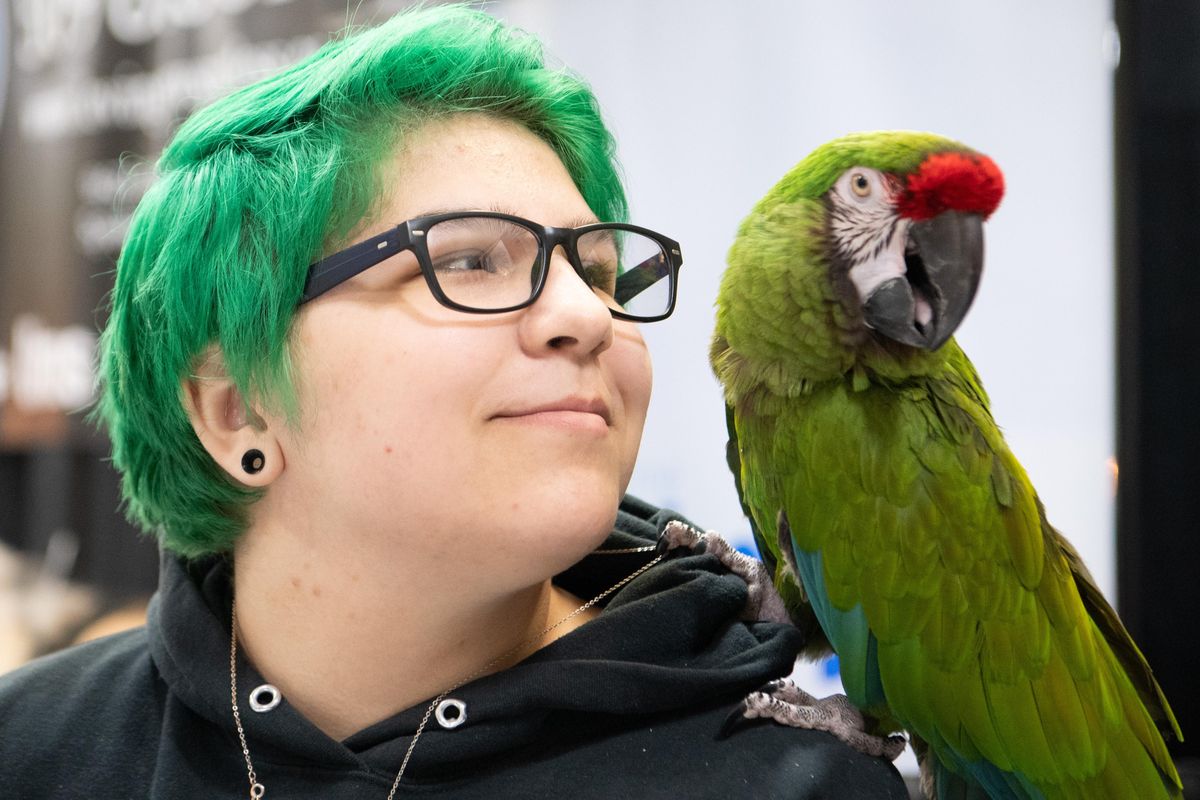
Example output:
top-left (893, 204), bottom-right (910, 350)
top-left (710, 130), bottom-right (1182, 799)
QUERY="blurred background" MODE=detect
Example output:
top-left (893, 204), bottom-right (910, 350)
top-left (0, 0), bottom-right (1194, 793)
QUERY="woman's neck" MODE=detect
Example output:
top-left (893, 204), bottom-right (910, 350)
top-left (231, 520), bottom-right (598, 741)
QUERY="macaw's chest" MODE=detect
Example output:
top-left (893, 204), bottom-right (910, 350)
top-left (736, 373), bottom-right (1029, 630)
top-left (738, 381), bottom-right (937, 530)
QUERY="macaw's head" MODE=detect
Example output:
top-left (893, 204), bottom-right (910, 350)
top-left (781, 131), bottom-right (1004, 351)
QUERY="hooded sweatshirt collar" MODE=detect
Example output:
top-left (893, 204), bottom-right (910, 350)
top-left (146, 496), bottom-right (803, 782)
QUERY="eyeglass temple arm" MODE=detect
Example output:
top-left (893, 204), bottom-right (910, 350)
top-left (614, 251), bottom-right (671, 305)
top-left (300, 225), bottom-right (411, 303)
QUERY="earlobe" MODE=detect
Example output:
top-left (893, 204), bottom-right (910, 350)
top-left (181, 357), bottom-right (284, 487)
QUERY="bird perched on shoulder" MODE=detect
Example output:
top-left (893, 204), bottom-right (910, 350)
top-left (710, 130), bottom-right (1183, 799)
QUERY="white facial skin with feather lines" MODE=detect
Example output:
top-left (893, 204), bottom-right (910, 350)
top-left (830, 167), bottom-right (933, 329)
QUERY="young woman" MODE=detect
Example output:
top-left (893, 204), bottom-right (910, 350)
top-left (0, 7), bottom-right (906, 797)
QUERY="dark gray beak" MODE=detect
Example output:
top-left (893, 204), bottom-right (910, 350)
top-left (862, 211), bottom-right (984, 351)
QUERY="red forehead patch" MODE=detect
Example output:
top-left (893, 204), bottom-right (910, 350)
top-left (897, 152), bottom-right (1005, 220)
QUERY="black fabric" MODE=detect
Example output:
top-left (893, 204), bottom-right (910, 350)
top-left (0, 496), bottom-right (907, 798)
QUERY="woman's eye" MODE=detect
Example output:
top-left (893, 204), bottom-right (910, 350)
top-left (431, 239), bottom-right (528, 276)
top-left (582, 260), bottom-right (617, 293)
top-left (433, 250), bottom-right (497, 273)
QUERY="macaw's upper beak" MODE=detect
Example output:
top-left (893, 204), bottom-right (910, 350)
top-left (862, 210), bottom-right (984, 351)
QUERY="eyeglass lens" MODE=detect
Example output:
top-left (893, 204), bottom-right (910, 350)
top-left (423, 217), bottom-right (671, 318)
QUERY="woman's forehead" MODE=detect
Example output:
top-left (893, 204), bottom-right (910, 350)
top-left (381, 114), bottom-right (595, 224)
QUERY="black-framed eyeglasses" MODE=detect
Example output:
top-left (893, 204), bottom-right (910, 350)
top-left (299, 211), bottom-right (683, 322)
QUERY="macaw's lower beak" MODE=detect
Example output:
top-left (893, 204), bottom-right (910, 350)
top-left (862, 211), bottom-right (984, 351)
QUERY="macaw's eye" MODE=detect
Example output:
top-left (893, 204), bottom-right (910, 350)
top-left (851, 173), bottom-right (871, 197)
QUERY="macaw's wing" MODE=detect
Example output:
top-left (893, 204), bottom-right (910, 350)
top-left (1051, 517), bottom-right (1182, 742)
top-left (725, 402), bottom-right (827, 653)
top-left (778, 347), bottom-right (1182, 799)
top-left (726, 403), bottom-right (769, 564)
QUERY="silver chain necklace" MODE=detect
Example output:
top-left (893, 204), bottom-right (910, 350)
top-left (229, 547), bottom-right (662, 799)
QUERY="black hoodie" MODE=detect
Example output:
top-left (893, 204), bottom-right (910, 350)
top-left (0, 496), bottom-right (907, 798)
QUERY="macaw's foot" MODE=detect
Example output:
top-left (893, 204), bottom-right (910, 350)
top-left (726, 679), bottom-right (908, 761)
top-left (657, 520), bottom-right (791, 624)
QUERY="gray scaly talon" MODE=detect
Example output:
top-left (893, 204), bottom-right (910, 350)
top-left (741, 680), bottom-right (907, 762)
top-left (660, 522), bottom-right (791, 624)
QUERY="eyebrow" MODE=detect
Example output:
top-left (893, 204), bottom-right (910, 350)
top-left (412, 203), bottom-right (603, 229)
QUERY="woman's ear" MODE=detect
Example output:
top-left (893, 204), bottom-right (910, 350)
top-left (181, 350), bottom-right (284, 487)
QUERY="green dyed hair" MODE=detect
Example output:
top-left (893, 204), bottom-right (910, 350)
top-left (95, 4), bottom-right (628, 557)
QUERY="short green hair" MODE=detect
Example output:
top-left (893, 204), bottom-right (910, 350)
top-left (95, 4), bottom-right (628, 557)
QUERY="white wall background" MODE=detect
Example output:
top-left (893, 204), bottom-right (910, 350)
top-left (491, 0), bottom-right (1117, 774)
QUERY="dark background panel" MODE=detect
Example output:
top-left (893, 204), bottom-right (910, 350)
top-left (1116, 0), bottom-right (1200, 792)
top-left (0, 445), bottom-right (157, 591)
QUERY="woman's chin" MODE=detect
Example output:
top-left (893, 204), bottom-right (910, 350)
top-left (498, 489), bottom-right (622, 565)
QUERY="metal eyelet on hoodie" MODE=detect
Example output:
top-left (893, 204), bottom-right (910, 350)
top-left (435, 698), bottom-right (467, 729)
top-left (248, 684), bottom-right (282, 713)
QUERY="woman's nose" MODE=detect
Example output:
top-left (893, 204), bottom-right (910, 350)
top-left (518, 248), bottom-right (613, 356)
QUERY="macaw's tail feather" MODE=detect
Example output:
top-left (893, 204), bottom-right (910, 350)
top-left (922, 745), bottom-right (1041, 800)
top-left (917, 699), bottom-right (1184, 800)
top-left (914, 737), bottom-right (1008, 800)
top-left (934, 769), bottom-right (1029, 800)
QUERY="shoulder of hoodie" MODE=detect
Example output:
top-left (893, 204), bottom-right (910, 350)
top-left (0, 627), bottom-right (163, 788)
top-left (539, 696), bottom-right (909, 800)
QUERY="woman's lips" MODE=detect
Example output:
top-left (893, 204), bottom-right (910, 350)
top-left (492, 397), bottom-right (612, 433)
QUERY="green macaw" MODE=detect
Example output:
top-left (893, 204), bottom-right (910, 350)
top-left (710, 131), bottom-right (1182, 799)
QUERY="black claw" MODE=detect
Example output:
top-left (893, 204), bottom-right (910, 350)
top-left (717, 704), bottom-right (751, 740)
